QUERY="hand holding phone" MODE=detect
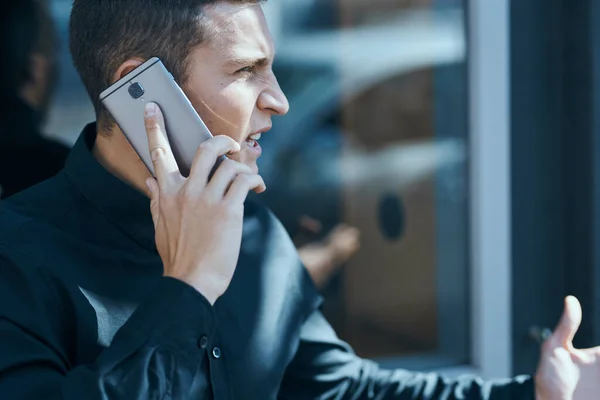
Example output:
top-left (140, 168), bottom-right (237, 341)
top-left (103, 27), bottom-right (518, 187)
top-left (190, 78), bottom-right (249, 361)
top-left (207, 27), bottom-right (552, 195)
top-left (100, 57), bottom-right (222, 177)
top-left (101, 58), bottom-right (266, 303)
top-left (144, 102), bottom-right (266, 304)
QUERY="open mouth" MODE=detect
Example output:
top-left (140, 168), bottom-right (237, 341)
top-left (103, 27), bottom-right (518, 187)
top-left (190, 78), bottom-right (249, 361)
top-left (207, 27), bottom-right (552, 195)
top-left (245, 132), bottom-right (262, 148)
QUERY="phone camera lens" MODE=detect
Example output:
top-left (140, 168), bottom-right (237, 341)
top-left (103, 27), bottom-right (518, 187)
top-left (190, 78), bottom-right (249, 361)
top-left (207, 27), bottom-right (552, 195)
top-left (128, 82), bottom-right (145, 99)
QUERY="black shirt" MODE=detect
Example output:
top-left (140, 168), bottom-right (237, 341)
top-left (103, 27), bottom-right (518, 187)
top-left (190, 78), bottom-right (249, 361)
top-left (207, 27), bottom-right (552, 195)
top-left (0, 99), bottom-right (70, 199)
top-left (0, 124), bottom-right (535, 399)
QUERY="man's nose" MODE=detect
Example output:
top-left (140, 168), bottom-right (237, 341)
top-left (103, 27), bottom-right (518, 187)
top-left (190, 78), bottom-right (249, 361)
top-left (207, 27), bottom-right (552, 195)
top-left (258, 77), bottom-right (290, 116)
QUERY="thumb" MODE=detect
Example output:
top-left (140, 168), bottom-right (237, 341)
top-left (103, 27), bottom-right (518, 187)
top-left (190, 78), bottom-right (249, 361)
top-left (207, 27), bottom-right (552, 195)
top-left (146, 177), bottom-right (160, 227)
top-left (551, 296), bottom-right (582, 350)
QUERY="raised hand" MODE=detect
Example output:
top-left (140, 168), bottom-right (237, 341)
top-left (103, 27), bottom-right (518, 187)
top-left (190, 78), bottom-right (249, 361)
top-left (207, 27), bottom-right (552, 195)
top-left (535, 296), bottom-right (600, 400)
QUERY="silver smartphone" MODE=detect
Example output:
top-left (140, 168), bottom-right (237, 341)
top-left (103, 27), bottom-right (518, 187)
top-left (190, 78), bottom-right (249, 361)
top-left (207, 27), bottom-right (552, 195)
top-left (100, 57), bottom-right (219, 177)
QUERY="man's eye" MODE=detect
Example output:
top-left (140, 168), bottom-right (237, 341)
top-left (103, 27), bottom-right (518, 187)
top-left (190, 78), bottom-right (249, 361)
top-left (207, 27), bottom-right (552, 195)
top-left (236, 65), bottom-right (254, 74)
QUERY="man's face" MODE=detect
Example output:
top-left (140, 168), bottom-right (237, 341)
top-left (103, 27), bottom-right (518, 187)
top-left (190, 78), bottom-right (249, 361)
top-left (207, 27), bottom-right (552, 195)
top-left (182, 3), bottom-right (289, 174)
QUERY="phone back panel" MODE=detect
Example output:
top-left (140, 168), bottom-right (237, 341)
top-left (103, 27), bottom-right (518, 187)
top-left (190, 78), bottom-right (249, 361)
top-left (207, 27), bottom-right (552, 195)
top-left (100, 57), bottom-right (212, 177)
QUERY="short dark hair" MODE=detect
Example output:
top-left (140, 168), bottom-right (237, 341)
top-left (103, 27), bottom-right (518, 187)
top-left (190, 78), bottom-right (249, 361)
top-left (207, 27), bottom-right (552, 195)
top-left (69, 0), bottom-right (264, 131)
top-left (0, 0), bottom-right (58, 104)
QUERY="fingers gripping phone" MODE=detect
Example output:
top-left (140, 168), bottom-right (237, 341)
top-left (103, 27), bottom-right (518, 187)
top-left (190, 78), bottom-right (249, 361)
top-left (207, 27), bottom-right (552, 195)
top-left (100, 57), bottom-right (222, 177)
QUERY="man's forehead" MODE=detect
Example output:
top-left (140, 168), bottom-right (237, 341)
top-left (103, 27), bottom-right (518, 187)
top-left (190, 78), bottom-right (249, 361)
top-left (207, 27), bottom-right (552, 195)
top-left (203, 3), bottom-right (274, 57)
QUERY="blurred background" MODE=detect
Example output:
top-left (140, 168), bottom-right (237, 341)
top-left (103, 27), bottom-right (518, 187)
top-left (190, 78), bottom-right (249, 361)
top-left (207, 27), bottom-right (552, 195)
top-left (28, 0), bottom-right (600, 380)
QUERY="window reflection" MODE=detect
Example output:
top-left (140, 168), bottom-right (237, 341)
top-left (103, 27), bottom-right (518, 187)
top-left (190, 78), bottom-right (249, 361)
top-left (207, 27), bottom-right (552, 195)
top-left (259, 0), bottom-right (470, 368)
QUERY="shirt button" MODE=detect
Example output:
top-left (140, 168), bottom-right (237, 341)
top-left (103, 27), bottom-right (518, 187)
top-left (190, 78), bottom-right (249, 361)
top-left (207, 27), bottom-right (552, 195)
top-left (211, 347), bottom-right (221, 359)
top-left (197, 336), bottom-right (209, 349)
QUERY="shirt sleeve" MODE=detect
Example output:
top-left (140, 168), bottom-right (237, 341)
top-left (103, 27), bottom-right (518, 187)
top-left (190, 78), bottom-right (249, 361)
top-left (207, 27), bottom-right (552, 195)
top-left (279, 310), bottom-right (536, 400)
top-left (0, 255), bottom-right (216, 400)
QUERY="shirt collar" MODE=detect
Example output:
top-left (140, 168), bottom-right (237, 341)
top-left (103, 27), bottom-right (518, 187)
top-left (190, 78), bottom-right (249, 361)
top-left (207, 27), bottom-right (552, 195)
top-left (64, 123), bottom-right (156, 250)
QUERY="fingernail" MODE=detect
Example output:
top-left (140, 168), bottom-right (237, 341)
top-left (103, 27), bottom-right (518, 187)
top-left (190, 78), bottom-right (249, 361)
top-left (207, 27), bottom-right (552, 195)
top-left (145, 178), bottom-right (153, 192)
top-left (145, 102), bottom-right (156, 117)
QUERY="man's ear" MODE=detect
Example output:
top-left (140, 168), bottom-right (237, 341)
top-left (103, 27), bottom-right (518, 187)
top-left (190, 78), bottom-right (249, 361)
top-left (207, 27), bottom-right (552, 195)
top-left (112, 58), bottom-right (145, 83)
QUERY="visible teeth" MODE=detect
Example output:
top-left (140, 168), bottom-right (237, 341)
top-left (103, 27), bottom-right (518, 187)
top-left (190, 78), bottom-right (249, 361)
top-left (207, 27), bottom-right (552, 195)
top-left (248, 133), bottom-right (262, 141)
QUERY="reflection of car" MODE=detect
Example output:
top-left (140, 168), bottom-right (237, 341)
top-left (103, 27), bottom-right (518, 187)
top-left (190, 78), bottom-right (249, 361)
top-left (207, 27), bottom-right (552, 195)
top-left (255, 8), bottom-right (467, 235)
top-left (253, 8), bottom-right (471, 362)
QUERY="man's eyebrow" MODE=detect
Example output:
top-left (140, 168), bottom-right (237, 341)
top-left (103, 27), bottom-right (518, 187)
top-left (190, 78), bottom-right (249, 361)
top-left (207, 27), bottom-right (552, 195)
top-left (225, 54), bottom-right (275, 67)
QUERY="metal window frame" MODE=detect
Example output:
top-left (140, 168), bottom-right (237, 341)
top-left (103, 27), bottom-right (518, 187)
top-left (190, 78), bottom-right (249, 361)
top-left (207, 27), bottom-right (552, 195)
top-left (465, 0), bottom-right (512, 379)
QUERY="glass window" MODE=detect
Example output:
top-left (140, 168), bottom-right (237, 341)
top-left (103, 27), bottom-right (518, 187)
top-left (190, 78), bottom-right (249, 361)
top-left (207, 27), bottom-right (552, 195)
top-left (260, 0), bottom-right (470, 370)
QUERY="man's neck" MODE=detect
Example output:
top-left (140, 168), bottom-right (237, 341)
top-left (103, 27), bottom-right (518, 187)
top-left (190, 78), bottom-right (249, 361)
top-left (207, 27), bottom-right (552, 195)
top-left (92, 126), bottom-right (152, 197)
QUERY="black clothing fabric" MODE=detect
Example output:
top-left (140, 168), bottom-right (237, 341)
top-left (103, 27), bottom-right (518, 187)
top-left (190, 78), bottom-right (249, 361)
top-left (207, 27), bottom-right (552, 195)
top-left (0, 123), bottom-right (535, 399)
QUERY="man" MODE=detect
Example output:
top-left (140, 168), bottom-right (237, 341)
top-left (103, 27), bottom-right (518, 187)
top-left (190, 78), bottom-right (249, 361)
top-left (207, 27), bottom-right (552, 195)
top-left (0, 0), bottom-right (70, 199)
top-left (0, 1), bottom-right (597, 399)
